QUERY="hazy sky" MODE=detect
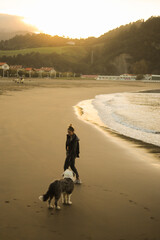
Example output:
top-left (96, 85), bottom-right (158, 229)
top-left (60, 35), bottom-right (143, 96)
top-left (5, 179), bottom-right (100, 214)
top-left (1, 0), bottom-right (160, 38)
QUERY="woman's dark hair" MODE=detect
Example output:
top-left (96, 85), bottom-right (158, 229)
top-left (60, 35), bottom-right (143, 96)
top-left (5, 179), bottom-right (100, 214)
top-left (68, 124), bottom-right (74, 132)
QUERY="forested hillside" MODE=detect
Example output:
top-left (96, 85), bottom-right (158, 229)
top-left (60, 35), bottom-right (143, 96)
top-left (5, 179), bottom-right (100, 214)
top-left (0, 16), bottom-right (159, 75)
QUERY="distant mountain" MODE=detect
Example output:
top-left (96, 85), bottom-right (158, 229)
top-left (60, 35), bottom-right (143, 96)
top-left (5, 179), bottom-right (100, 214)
top-left (0, 31), bottom-right (32, 41)
top-left (0, 13), bottom-right (38, 40)
top-left (0, 16), bottom-right (159, 75)
top-left (0, 32), bottom-right (96, 49)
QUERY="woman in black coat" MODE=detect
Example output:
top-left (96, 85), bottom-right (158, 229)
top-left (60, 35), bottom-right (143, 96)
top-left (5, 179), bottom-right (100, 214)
top-left (64, 124), bottom-right (81, 184)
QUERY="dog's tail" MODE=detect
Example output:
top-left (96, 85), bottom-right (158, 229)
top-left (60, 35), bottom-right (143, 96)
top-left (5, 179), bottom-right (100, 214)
top-left (39, 181), bottom-right (59, 202)
top-left (42, 190), bottom-right (51, 201)
top-left (39, 192), bottom-right (50, 202)
top-left (41, 187), bottom-right (53, 202)
top-left (39, 190), bottom-right (51, 202)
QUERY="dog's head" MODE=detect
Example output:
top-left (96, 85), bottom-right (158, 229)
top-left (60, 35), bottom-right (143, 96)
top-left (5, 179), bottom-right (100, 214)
top-left (62, 169), bottom-right (74, 181)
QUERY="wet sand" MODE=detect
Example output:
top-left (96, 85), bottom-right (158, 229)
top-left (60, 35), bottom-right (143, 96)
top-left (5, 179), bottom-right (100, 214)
top-left (0, 79), bottom-right (160, 240)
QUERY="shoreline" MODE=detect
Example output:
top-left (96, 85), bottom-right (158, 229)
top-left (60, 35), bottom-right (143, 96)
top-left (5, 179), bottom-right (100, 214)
top-left (74, 89), bottom-right (160, 161)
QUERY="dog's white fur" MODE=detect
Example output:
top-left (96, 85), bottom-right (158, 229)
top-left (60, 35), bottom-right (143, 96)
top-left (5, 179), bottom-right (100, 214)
top-left (61, 169), bottom-right (74, 205)
top-left (62, 169), bottom-right (74, 181)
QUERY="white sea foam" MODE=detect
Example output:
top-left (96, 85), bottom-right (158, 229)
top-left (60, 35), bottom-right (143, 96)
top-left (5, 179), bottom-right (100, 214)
top-left (75, 92), bottom-right (160, 147)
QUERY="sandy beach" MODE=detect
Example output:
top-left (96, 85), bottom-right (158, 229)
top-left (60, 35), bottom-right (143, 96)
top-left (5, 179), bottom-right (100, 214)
top-left (0, 78), bottom-right (160, 240)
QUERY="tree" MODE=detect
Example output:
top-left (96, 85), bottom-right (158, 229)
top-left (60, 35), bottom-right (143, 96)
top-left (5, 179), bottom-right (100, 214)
top-left (132, 59), bottom-right (149, 74)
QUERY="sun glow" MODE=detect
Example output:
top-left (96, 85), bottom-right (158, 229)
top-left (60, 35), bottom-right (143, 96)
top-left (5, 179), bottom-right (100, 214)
top-left (22, 0), bottom-right (110, 38)
top-left (2, 0), bottom-right (160, 38)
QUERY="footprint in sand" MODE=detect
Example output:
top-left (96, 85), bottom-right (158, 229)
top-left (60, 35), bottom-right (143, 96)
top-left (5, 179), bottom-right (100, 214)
top-left (103, 189), bottom-right (112, 192)
top-left (5, 200), bottom-right (10, 203)
top-left (120, 192), bottom-right (128, 197)
top-left (144, 207), bottom-right (150, 212)
top-left (128, 199), bottom-right (137, 205)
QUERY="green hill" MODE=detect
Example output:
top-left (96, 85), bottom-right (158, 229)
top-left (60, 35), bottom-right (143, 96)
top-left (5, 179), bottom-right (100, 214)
top-left (91, 17), bottom-right (160, 74)
top-left (0, 46), bottom-right (87, 59)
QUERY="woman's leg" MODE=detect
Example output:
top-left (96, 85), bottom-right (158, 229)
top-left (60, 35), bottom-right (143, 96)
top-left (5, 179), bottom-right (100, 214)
top-left (64, 154), bottom-right (70, 171)
top-left (70, 156), bottom-right (79, 179)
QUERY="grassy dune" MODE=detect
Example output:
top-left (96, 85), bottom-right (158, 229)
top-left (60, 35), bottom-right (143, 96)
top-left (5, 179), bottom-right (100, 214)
top-left (0, 46), bottom-right (87, 58)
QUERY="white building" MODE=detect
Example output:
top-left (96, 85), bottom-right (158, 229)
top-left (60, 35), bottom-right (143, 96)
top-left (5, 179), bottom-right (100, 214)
top-left (144, 74), bottom-right (160, 81)
top-left (0, 62), bottom-right (10, 77)
top-left (41, 67), bottom-right (56, 77)
top-left (0, 62), bottom-right (9, 70)
top-left (97, 74), bottom-right (136, 81)
top-left (67, 41), bottom-right (75, 46)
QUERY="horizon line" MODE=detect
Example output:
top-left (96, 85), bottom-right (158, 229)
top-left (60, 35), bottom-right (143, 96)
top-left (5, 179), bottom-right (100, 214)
top-left (0, 12), bottom-right (159, 40)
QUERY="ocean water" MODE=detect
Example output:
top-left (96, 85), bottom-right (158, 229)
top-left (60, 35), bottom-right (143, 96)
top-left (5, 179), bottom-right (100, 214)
top-left (75, 92), bottom-right (160, 147)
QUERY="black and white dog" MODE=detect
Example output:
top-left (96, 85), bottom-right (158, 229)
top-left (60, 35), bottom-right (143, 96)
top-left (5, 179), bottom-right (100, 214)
top-left (39, 169), bottom-right (74, 209)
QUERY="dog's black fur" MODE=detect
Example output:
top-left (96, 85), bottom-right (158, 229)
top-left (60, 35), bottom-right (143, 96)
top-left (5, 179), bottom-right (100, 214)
top-left (42, 178), bottom-right (74, 208)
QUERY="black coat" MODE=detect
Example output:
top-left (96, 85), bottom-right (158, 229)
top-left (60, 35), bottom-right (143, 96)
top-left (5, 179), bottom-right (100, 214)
top-left (66, 134), bottom-right (80, 158)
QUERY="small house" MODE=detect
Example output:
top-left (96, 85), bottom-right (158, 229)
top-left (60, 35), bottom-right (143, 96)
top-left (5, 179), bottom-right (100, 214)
top-left (0, 62), bottom-right (10, 70)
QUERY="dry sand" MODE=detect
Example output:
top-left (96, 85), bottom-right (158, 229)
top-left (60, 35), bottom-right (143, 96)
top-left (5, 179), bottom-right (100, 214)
top-left (0, 79), bottom-right (160, 240)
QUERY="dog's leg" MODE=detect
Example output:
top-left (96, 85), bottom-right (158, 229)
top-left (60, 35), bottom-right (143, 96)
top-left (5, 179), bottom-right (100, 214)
top-left (54, 198), bottom-right (61, 210)
top-left (61, 193), bottom-right (64, 204)
top-left (62, 193), bottom-right (66, 204)
top-left (64, 194), bottom-right (68, 204)
top-left (48, 195), bottom-right (54, 209)
top-left (67, 194), bottom-right (72, 205)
